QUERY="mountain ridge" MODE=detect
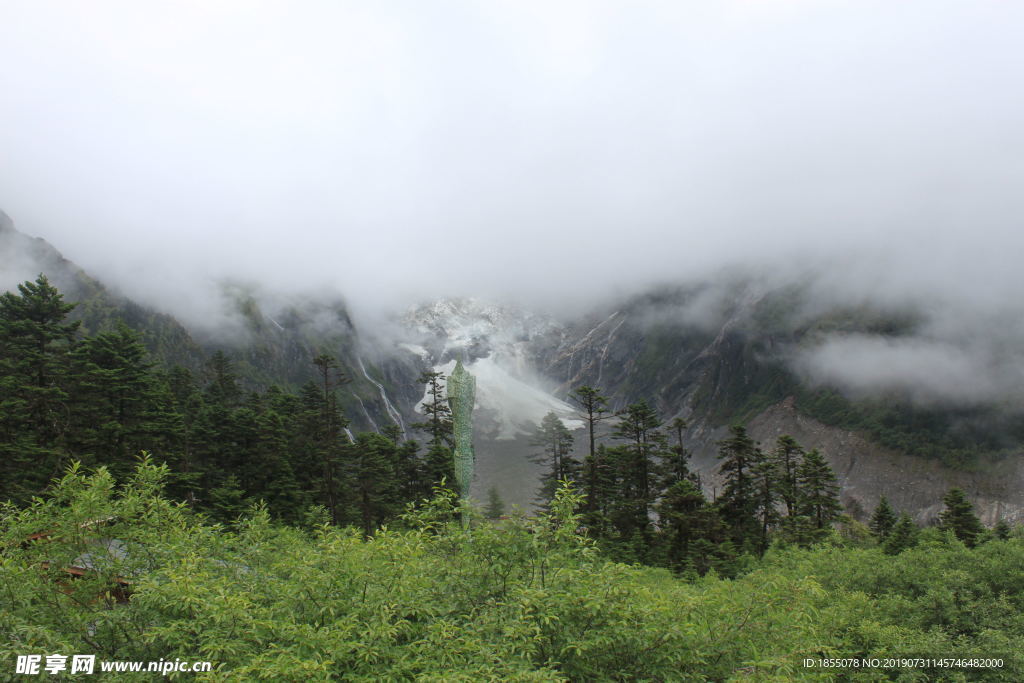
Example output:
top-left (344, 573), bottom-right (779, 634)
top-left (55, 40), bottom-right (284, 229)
top-left (3, 211), bottom-right (1022, 520)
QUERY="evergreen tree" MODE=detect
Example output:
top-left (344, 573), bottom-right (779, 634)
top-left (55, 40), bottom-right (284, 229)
top-left (162, 366), bottom-right (204, 506)
top-left (413, 370), bottom-right (454, 487)
top-left (67, 323), bottom-right (157, 477)
top-left (715, 425), bottom-right (762, 549)
top-left (0, 275), bottom-right (80, 500)
top-left (884, 513), bottom-right (919, 555)
top-left (869, 497), bottom-right (897, 540)
top-left (530, 411), bottom-right (577, 505)
top-left (750, 453), bottom-right (778, 555)
top-left (207, 473), bottom-right (250, 521)
top-left (247, 401), bottom-right (306, 523)
top-left (569, 385), bottom-right (609, 516)
top-left (660, 417), bottom-right (693, 490)
top-left (994, 518), bottom-right (1012, 541)
top-left (485, 486), bottom-right (505, 520)
top-left (383, 424), bottom-right (424, 502)
top-left (771, 435), bottom-right (804, 517)
top-left (610, 401), bottom-right (667, 558)
top-left (654, 479), bottom-right (722, 574)
top-left (938, 487), bottom-right (985, 547)
top-left (349, 432), bottom-right (402, 537)
top-left (796, 449), bottom-right (843, 533)
top-left (585, 443), bottom-right (617, 538)
top-left (296, 354), bottom-right (351, 525)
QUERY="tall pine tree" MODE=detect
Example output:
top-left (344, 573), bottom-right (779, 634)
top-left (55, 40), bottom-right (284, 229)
top-left (938, 488), bottom-right (984, 547)
top-left (0, 275), bottom-right (80, 500)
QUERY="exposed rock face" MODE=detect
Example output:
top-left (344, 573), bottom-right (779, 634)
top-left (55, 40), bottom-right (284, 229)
top-left (529, 287), bottom-right (1024, 524)
top-left (725, 398), bottom-right (1023, 524)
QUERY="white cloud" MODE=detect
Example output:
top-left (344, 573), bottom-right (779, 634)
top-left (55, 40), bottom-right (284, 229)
top-left (0, 0), bottom-right (1021, 334)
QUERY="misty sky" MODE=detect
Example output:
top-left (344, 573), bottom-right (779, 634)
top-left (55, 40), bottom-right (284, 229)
top-left (1, 0), bottom-right (1023, 325)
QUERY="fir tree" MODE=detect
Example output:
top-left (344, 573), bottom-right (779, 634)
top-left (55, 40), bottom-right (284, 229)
top-left (884, 513), bottom-right (919, 555)
top-left (413, 370), bottom-right (454, 487)
top-left (771, 435), bottom-right (804, 517)
top-left (655, 479), bottom-right (721, 573)
top-left (299, 354), bottom-right (352, 525)
top-left (485, 486), bottom-right (505, 520)
top-left (869, 497), bottom-right (897, 540)
top-left (993, 518), bottom-right (1012, 541)
top-left (349, 432), bottom-right (402, 537)
top-left (204, 350), bottom-right (242, 408)
top-left (610, 401), bottom-right (668, 557)
top-left (0, 275), bottom-right (80, 500)
top-left (660, 417), bottom-right (693, 489)
top-left (938, 487), bottom-right (985, 547)
top-left (715, 425), bottom-right (762, 549)
top-left (751, 453), bottom-right (778, 554)
top-left (569, 385), bottom-right (609, 515)
top-left (530, 411), bottom-right (577, 505)
top-left (796, 449), bottom-right (842, 533)
top-left (68, 323), bottom-right (157, 477)
top-left (162, 366), bottom-right (204, 506)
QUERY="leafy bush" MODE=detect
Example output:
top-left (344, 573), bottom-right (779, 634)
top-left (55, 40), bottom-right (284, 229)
top-left (3, 461), bottom-right (1022, 681)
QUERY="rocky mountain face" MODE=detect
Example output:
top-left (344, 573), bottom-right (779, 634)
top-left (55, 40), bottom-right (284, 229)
top-left (0, 213), bottom-right (411, 434)
top-left (529, 283), bottom-right (1024, 524)
top-left (5, 211), bottom-right (1023, 520)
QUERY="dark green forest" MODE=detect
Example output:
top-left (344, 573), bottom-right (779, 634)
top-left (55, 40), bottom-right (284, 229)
top-left (2, 275), bottom-right (1021, 680)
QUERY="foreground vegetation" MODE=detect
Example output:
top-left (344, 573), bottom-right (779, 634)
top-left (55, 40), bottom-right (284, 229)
top-left (2, 461), bottom-right (1022, 681)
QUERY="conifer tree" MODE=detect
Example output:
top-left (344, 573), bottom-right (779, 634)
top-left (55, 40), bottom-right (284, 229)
top-left (993, 518), bottom-right (1012, 541)
top-left (485, 486), bottom-right (505, 519)
top-left (162, 366), bottom-right (204, 506)
top-left (530, 411), bottom-right (577, 505)
top-left (349, 432), bottom-right (402, 537)
top-left (610, 401), bottom-right (668, 556)
top-left (413, 370), bottom-right (454, 487)
top-left (383, 424), bottom-right (424, 502)
top-left (771, 435), bottom-right (804, 517)
top-left (869, 497), bottom-right (897, 540)
top-left (248, 402), bottom-right (306, 522)
top-left (715, 425), bottom-right (762, 549)
top-left (655, 478), bottom-right (721, 573)
top-left (68, 323), bottom-right (157, 477)
top-left (660, 417), bottom-right (693, 489)
top-left (0, 275), bottom-right (80, 500)
top-left (315, 354), bottom-right (351, 524)
top-left (938, 487), bottom-right (985, 547)
top-left (585, 443), bottom-right (617, 538)
top-left (884, 513), bottom-right (919, 554)
top-left (796, 449), bottom-right (842, 532)
top-left (751, 453), bottom-right (778, 554)
top-left (569, 385), bottom-right (609, 514)
top-left (204, 350), bottom-right (242, 408)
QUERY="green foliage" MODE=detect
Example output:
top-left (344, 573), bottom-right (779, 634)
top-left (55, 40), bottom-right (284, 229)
top-left (884, 513), bottom-right (920, 555)
top-left (530, 412), bottom-right (578, 506)
top-left (0, 279), bottom-right (428, 538)
top-left (411, 370), bottom-right (454, 488)
top-left (869, 497), bottom-right (897, 540)
top-left (0, 275), bottom-right (81, 500)
top-left (4, 463), bottom-right (1022, 681)
top-left (485, 486), bottom-right (506, 520)
top-left (939, 488), bottom-right (986, 548)
top-left (796, 449), bottom-right (843, 534)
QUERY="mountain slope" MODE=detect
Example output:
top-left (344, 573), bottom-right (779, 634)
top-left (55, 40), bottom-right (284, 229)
top-left (533, 282), bottom-right (1024, 522)
top-left (0, 212), bottom-right (408, 432)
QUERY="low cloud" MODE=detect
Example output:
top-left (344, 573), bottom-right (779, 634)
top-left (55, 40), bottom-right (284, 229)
top-left (1, 2), bottom-right (1023, 408)
top-left (795, 333), bottom-right (1024, 407)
